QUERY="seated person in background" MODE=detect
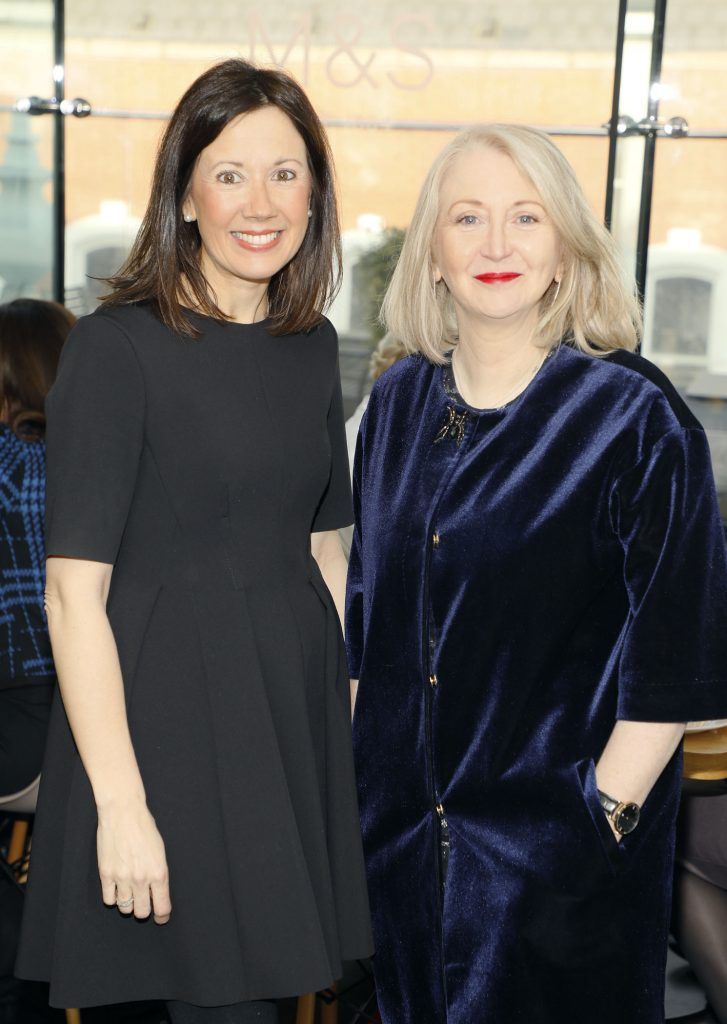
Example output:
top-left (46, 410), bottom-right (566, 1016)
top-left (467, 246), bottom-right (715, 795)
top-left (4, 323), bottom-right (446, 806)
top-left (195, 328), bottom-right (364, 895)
top-left (339, 333), bottom-right (407, 558)
top-left (345, 333), bottom-right (408, 477)
top-left (0, 298), bottom-right (74, 799)
top-left (673, 715), bottom-right (727, 1024)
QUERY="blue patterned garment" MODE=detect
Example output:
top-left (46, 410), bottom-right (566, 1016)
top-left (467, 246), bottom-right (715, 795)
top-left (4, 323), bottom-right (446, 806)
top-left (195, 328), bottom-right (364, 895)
top-left (0, 423), bottom-right (55, 686)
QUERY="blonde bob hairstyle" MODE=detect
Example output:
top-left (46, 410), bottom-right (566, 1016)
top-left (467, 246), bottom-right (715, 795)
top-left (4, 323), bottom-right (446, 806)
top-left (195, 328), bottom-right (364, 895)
top-left (382, 124), bottom-right (642, 364)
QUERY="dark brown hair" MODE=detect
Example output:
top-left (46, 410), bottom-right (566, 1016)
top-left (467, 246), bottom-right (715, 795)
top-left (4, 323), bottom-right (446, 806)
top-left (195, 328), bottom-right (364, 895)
top-left (0, 298), bottom-right (75, 439)
top-left (104, 59), bottom-right (341, 337)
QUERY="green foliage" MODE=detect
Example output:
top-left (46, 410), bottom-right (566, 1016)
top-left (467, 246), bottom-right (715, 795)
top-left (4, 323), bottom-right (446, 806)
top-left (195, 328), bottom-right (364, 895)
top-left (353, 228), bottom-right (405, 343)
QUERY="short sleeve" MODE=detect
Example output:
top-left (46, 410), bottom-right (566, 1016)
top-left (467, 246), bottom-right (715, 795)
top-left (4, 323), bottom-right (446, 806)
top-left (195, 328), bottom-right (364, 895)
top-left (311, 352), bottom-right (353, 532)
top-left (612, 426), bottom-right (727, 721)
top-left (44, 313), bottom-right (145, 564)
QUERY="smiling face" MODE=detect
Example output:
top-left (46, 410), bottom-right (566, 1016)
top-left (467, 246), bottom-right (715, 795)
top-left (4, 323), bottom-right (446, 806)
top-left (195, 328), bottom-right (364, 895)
top-left (432, 145), bottom-right (563, 335)
top-left (182, 105), bottom-right (312, 314)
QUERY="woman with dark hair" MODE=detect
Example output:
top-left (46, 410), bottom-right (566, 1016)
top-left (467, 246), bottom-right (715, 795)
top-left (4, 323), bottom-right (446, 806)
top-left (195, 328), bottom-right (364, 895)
top-left (0, 298), bottom-right (73, 797)
top-left (16, 60), bottom-right (372, 1023)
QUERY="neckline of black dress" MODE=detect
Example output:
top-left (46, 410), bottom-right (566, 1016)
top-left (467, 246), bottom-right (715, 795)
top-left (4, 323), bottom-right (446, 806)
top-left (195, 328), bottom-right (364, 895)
top-left (181, 307), bottom-right (273, 331)
top-left (441, 345), bottom-right (558, 415)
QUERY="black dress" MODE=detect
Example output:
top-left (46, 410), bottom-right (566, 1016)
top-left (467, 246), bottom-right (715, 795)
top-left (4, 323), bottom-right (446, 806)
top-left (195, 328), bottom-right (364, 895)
top-left (15, 303), bottom-right (373, 1008)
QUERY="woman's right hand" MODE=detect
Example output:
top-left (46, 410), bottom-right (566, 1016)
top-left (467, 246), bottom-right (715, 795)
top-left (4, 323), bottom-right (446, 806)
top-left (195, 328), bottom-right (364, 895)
top-left (44, 559), bottom-right (172, 923)
top-left (97, 798), bottom-right (172, 924)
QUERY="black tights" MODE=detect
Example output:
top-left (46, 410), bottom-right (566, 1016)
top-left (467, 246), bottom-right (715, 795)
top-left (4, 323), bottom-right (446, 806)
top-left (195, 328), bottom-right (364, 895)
top-left (672, 868), bottom-right (727, 1024)
top-left (166, 1000), bottom-right (279, 1023)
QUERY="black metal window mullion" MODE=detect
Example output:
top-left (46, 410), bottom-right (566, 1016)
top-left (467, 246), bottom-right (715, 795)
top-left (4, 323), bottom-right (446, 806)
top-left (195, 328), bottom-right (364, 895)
top-left (634, 0), bottom-right (667, 303)
top-left (604, 0), bottom-right (628, 233)
top-left (53, 0), bottom-right (65, 304)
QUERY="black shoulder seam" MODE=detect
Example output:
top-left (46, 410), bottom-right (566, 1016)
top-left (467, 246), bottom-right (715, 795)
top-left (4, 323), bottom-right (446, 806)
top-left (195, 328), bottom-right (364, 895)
top-left (605, 350), bottom-right (701, 430)
top-left (82, 310), bottom-right (148, 411)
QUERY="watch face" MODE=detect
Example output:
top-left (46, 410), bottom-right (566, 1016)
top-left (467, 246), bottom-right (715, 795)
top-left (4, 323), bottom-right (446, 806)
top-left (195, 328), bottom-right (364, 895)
top-left (615, 802), bottom-right (640, 835)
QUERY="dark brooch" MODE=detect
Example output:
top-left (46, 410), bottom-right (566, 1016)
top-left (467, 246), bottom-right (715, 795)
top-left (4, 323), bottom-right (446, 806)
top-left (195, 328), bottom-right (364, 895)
top-left (433, 405), bottom-right (468, 447)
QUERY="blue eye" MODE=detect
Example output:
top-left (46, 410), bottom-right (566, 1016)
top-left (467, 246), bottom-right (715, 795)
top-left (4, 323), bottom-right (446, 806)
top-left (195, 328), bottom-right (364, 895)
top-left (517, 214), bottom-right (538, 224)
top-left (458, 214), bottom-right (478, 226)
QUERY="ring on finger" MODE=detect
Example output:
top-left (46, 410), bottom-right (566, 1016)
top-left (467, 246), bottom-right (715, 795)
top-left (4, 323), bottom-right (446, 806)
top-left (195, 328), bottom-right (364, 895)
top-left (117, 896), bottom-right (134, 909)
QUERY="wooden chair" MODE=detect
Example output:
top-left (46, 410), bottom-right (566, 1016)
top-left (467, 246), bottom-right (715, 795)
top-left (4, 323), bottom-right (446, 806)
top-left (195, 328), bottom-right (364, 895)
top-left (295, 984), bottom-right (338, 1024)
top-left (295, 993), bottom-right (317, 1024)
top-left (3, 779), bottom-right (338, 1024)
top-left (0, 775), bottom-right (40, 884)
top-left (0, 776), bottom-right (81, 1024)
top-left (683, 720), bottom-right (727, 781)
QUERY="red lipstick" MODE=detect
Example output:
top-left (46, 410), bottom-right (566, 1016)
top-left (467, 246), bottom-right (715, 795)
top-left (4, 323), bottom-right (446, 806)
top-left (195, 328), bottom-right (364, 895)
top-left (474, 272), bottom-right (522, 283)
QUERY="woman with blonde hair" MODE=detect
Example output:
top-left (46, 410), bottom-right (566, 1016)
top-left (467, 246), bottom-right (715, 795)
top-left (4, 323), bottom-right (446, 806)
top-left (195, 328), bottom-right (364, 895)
top-left (346, 124), bottom-right (727, 1023)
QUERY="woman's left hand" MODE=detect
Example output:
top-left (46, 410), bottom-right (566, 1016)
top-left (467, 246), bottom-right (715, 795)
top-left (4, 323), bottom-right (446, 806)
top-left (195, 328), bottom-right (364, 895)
top-left (595, 719), bottom-right (687, 827)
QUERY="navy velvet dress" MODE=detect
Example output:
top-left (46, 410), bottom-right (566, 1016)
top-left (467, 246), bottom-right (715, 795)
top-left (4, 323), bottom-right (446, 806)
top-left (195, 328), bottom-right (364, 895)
top-left (345, 344), bottom-right (727, 1024)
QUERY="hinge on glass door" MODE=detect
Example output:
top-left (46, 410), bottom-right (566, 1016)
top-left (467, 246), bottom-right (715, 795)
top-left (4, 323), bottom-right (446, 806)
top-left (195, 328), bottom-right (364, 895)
top-left (15, 96), bottom-right (92, 117)
top-left (603, 114), bottom-right (689, 138)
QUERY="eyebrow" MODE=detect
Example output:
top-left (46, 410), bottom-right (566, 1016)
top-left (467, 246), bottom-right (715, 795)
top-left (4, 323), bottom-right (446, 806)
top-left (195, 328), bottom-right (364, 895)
top-left (209, 157), bottom-right (305, 169)
top-left (447, 198), bottom-right (546, 213)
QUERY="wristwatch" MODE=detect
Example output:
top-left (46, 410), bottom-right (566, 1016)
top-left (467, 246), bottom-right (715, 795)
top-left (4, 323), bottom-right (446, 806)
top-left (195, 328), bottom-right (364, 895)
top-left (597, 789), bottom-right (641, 836)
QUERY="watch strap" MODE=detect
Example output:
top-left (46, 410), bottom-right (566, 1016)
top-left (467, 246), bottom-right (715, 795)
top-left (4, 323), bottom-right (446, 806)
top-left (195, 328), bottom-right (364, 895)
top-left (597, 789), bottom-right (619, 815)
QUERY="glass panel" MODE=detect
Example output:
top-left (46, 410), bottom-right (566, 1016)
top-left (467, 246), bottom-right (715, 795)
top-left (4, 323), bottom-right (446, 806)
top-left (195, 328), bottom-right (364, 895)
top-left (638, 0), bottom-right (727, 521)
top-left (63, 116), bottom-right (159, 315)
top-left (658, 0), bottom-right (727, 132)
top-left (65, 0), bottom-right (619, 123)
top-left (650, 277), bottom-right (710, 361)
top-left (64, 0), bottom-right (618, 409)
top-left (644, 139), bottom-right (727, 521)
top-left (0, 1), bottom-right (55, 301)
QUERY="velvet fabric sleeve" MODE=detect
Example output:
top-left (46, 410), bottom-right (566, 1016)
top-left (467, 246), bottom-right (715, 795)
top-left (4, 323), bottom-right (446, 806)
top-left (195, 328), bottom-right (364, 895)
top-left (611, 425), bottom-right (727, 722)
top-left (44, 313), bottom-right (145, 565)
